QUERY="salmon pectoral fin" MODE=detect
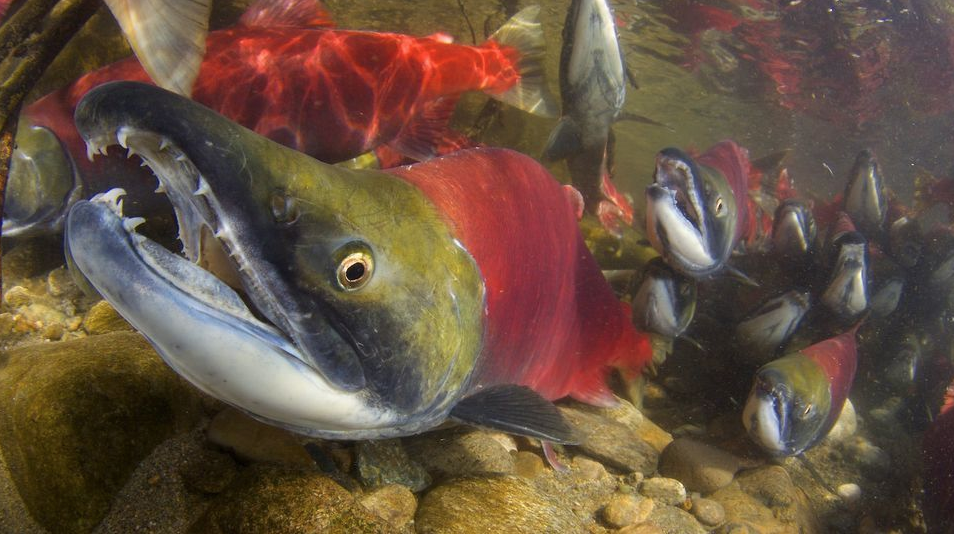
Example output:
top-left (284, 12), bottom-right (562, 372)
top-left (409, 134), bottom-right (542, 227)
top-left (450, 384), bottom-right (578, 444)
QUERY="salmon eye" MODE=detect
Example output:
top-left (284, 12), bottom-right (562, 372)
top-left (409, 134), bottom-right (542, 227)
top-left (270, 191), bottom-right (300, 225)
top-left (802, 404), bottom-right (814, 417)
top-left (337, 251), bottom-right (374, 290)
top-left (715, 197), bottom-right (725, 216)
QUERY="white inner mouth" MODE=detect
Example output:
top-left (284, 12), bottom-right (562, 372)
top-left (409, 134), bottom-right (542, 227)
top-left (647, 187), bottom-right (715, 271)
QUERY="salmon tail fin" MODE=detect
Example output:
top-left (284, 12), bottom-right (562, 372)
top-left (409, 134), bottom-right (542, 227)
top-left (485, 6), bottom-right (558, 118)
top-left (104, 0), bottom-right (212, 96)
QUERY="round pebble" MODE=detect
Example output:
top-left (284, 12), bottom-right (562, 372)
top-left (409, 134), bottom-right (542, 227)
top-left (603, 493), bottom-right (653, 528)
top-left (4, 286), bottom-right (35, 308)
top-left (41, 323), bottom-right (65, 341)
top-left (640, 476), bottom-right (687, 506)
top-left (690, 497), bottom-right (725, 526)
top-left (837, 483), bottom-right (862, 506)
top-left (514, 451), bottom-right (546, 478)
top-left (573, 456), bottom-right (608, 481)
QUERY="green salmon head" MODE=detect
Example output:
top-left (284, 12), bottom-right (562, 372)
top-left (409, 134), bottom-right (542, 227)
top-left (742, 352), bottom-right (832, 456)
top-left (71, 81), bottom-right (485, 439)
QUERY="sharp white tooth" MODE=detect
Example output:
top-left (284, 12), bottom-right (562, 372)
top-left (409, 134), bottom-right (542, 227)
top-left (117, 129), bottom-right (128, 149)
top-left (175, 153), bottom-right (188, 162)
top-left (126, 147), bottom-right (137, 158)
top-left (159, 137), bottom-right (171, 151)
top-left (194, 177), bottom-right (211, 196)
top-left (86, 142), bottom-right (96, 161)
top-left (155, 183), bottom-right (167, 194)
top-left (140, 160), bottom-right (150, 167)
top-left (123, 216), bottom-right (146, 233)
top-left (132, 233), bottom-right (147, 245)
top-left (213, 229), bottom-right (226, 239)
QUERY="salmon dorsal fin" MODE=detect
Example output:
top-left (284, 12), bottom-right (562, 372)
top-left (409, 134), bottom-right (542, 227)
top-left (240, 0), bottom-right (335, 28)
top-left (103, 0), bottom-right (212, 96)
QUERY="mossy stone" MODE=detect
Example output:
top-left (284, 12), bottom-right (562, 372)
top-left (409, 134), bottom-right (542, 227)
top-left (0, 332), bottom-right (202, 533)
top-left (190, 466), bottom-right (392, 533)
top-left (416, 475), bottom-right (585, 533)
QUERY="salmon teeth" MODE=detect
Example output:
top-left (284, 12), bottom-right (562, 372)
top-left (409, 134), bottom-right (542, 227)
top-left (116, 128), bottom-right (129, 148)
top-left (90, 188), bottom-right (127, 217)
top-left (194, 177), bottom-right (211, 196)
top-left (123, 217), bottom-right (146, 233)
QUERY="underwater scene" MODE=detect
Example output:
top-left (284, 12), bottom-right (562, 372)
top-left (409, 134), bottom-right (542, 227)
top-left (2, 0), bottom-right (954, 532)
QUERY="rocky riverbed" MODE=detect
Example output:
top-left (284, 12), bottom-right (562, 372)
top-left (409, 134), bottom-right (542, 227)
top-left (0, 241), bottom-right (925, 533)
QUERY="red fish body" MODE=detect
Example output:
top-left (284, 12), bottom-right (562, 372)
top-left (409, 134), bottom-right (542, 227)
top-left (392, 148), bottom-right (651, 405)
top-left (21, 2), bottom-right (552, 211)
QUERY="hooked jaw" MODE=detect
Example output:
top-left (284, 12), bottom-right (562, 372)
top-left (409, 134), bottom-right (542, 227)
top-left (66, 191), bottom-right (399, 436)
top-left (645, 183), bottom-right (717, 277)
top-left (75, 81), bottom-right (370, 394)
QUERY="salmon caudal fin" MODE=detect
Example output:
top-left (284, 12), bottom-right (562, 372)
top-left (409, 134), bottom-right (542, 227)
top-left (486, 6), bottom-right (559, 118)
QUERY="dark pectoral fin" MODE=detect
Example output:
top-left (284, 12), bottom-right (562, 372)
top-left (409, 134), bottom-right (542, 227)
top-left (450, 385), bottom-right (578, 444)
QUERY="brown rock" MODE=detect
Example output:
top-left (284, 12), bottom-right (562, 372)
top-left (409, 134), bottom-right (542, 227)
top-left (191, 466), bottom-right (391, 533)
top-left (603, 493), bottom-right (654, 528)
top-left (658, 438), bottom-right (742, 493)
top-left (513, 451), bottom-right (546, 478)
top-left (708, 466), bottom-right (821, 534)
top-left (207, 408), bottom-right (315, 467)
top-left (403, 428), bottom-right (515, 481)
top-left (360, 484), bottom-right (417, 529)
top-left (560, 405), bottom-right (658, 474)
top-left (415, 475), bottom-right (584, 533)
top-left (83, 300), bottom-right (134, 334)
top-left (0, 332), bottom-right (202, 534)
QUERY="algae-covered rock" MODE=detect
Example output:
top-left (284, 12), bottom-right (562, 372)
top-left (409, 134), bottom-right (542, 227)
top-left (403, 428), bottom-right (516, 481)
top-left (415, 475), bottom-right (585, 533)
top-left (709, 465), bottom-right (821, 534)
top-left (190, 466), bottom-right (392, 533)
top-left (82, 300), bottom-right (134, 334)
top-left (0, 332), bottom-right (203, 533)
top-left (356, 439), bottom-right (432, 492)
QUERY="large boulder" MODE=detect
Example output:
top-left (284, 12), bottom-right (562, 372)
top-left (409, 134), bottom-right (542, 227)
top-left (0, 332), bottom-right (203, 533)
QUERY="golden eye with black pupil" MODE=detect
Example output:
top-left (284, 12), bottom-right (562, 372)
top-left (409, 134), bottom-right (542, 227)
top-left (715, 197), bottom-right (725, 216)
top-left (270, 191), bottom-right (300, 225)
top-left (337, 251), bottom-right (373, 291)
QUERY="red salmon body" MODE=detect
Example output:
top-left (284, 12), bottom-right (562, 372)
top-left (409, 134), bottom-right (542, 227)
top-left (391, 148), bottom-right (652, 405)
top-left (23, 3), bottom-right (552, 200)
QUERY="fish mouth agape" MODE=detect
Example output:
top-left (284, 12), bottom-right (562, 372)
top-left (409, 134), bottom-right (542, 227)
top-left (72, 81), bottom-right (485, 439)
top-left (645, 183), bottom-right (716, 275)
top-left (66, 192), bottom-right (395, 433)
top-left (653, 148), bottom-right (708, 238)
top-left (76, 81), bottom-right (370, 393)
